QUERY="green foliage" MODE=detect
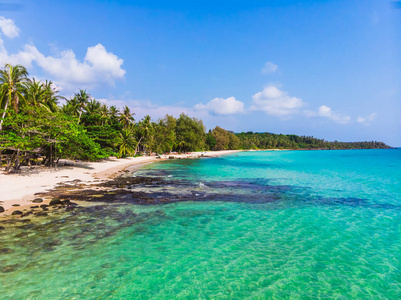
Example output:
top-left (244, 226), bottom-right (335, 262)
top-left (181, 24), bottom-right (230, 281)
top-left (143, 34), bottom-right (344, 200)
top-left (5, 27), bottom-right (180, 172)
top-left (152, 115), bottom-right (177, 153)
top-left (205, 126), bottom-right (241, 151)
top-left (0, 63), bottom-right (391, 172)
top-left (205, 130), bottom-right (216, 150)
top-left (236, 132), bottom-right (390, 150)
top-left (176, 113), bottom-right (205, 152)
top-left (115, 128), bottom-right (137, 158)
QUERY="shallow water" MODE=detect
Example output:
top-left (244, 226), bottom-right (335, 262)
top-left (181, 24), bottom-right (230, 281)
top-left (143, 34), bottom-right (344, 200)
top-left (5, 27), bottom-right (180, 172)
top-left (1, 149), bottom-right (400, 299)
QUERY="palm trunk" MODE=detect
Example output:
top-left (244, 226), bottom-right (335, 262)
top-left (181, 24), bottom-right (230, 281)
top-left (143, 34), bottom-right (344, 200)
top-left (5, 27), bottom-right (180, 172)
top-left (0, 98), bottom-right (9, 131)
top-left (78, 109), bottom-right (82, 124)
top-left (134, 137), bottom-right (143, 156)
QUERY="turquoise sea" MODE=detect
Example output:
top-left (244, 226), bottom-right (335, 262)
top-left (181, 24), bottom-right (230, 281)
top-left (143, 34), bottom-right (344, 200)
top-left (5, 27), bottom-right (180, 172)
top-left (1, 149), bottom-right (401, 299)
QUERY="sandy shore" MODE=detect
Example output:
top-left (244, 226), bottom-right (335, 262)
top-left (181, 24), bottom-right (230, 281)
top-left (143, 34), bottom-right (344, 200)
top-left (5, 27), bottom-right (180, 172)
top-left (0, 150), bottom-right (240, 212)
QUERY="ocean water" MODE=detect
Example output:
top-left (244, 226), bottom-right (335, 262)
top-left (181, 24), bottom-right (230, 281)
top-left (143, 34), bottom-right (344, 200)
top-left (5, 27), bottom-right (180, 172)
top-left (1, 149), bottom-right (401, 299)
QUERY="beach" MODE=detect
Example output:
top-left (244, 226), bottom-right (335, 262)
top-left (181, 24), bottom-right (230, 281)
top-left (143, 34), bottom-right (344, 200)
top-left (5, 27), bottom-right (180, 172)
top-left (0, 150), bottom-right (240, 213)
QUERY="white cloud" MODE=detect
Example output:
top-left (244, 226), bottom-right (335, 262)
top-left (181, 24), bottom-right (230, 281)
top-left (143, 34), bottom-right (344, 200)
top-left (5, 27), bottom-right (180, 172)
top-left (261, 62), bottom-right (278, 74)
top-left (357, 113), bottom-right (377, 124)
top-left (1, 43), bottom-right (125, 91)
top-left (0, 17), bottom-right (125, 92)
top-left (250, 85), bottom-right (304, 116)
top-left (0, 17), bottom-right (19, 38)
top-left (304, 105), bottom-right (351, 124)
top-left (194, 97), bottom-right (245, 115)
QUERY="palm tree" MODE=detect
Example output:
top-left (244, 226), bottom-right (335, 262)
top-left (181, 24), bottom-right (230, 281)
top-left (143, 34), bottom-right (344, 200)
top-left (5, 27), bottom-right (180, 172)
top-left (99, 104), bottom-right (109, 125)
top-left (73, 89), bottom-right (91, 123)
top-left (0, 64), bottom-right (29, 131)
top-left (119, 105), bottom-right (135, 129)
top-left (115, 128), bottom-right (137, 157)
top-left (42, 80), bottom-right (64, 113)
top-left (61, 98), bottom-right (79, 117)
top-left (109, 105), bottom-right (119, 124)
top-left (24, 79), bottom-right (63, 113)
top-left (85, 98), bottom-right (101, 115)
top-left (135, 115), bottom-right (152, 155)
top-left (24, 78), bottom-right (45, 108)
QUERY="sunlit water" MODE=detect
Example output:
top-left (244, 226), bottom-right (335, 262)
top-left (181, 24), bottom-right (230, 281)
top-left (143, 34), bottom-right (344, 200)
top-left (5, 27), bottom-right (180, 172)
top-left (1, 149), bottom-right (400, 299)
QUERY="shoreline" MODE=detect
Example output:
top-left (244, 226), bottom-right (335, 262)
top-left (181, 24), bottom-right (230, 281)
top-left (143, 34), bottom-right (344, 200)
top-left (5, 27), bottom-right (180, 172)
top-left (0, 150), bottom-right (241, 214)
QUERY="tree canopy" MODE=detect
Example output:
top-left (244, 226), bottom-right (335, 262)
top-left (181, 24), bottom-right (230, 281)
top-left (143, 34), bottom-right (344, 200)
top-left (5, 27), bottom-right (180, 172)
top-left (0, 64), bottom-right (390, 173)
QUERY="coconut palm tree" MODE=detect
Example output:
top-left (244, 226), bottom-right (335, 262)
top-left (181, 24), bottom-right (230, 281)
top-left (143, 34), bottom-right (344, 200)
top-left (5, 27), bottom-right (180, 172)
top-left (24, 79), bottom-right (63, 113)
top-left (99, 104), bottom-right (109, 125)
top-left (0, 64), bottom-right (29, 131)
top-left (115, 127), bottom-right (137, 157)
top-left (61, 98), bottom-right (79, 117)
top-left (135, 115), bottom-right (152, 155)
top-left (119, 105), bottom-right (135, 129)
top-left (24, 78), bottom-right (46, 108)
top-left (42, 80), bottom-right (64, 113)
top-left (109, 105), bottom-right (119, 124)
top-left (73, 89), bottom-right (91, 123)
top-left (85, 99), bottom-right (101, 115)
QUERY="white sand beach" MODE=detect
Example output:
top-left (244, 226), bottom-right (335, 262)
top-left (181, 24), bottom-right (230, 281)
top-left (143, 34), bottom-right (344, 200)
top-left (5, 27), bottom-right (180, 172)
top-left (0, 150), bottom-right (240, 212)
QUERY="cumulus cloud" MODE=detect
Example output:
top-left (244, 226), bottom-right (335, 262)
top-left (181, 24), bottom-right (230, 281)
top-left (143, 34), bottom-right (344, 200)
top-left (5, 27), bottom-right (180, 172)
top-left (304, 105), bottom-right (351, 124)
top-left (0, 17), bottom-right (125, 92)
top-left (357, 113), bottom-right (377, 124)
top-left (194, 97), bottom-right (245, 115)
top-left (261, 61), bottom-right (278, 74)
top-left (250, 85), bottom-right (304, 116)
top-left (0, 16), bottom-right (19, 38)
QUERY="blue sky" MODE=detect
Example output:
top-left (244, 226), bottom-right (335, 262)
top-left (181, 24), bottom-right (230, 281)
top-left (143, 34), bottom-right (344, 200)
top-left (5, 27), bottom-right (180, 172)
top-left (0, 0), bottom-right (400, 145)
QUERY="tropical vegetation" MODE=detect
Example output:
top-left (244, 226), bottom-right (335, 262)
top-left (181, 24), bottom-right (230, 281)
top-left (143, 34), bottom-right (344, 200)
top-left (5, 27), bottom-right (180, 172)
top-left (0, 64), bottom-right (390, 172)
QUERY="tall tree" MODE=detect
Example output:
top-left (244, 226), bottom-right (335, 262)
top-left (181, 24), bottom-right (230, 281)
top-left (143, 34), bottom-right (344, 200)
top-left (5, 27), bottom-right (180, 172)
top-left (24, 78), bottom-right (46, 108)
top-left (109, 106), bottom-right (119, 122)
top-left (119, 105), bottom-right (135, 129)
top-left (115, 127), bottom-right (137, 157)
top-left (0, 64), bottom-right (29, 131)
top-left (42, 80), bottom-right (63, 113)
top-left (135, 115), bottom-right (152, 155)
top-left (74, 89), bottom-right (91, 123)
top-left (176, 113), bottom-right (205, 152)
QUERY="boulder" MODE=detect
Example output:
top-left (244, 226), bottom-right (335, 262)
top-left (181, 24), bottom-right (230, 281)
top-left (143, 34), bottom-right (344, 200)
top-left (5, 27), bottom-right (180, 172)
top-left (11, 210), bottom-right (23, 216)
top-left (49, 199), bottom-right (62, 206)
top-left (0, 206), bottom-right (4, 213)
top-left (32, 198), bottom-right (43, 203)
